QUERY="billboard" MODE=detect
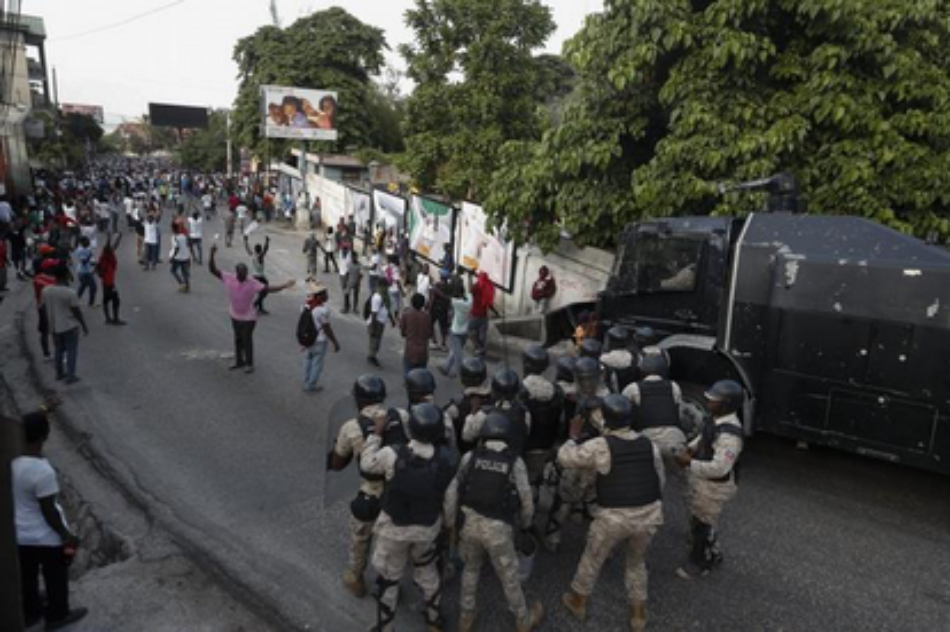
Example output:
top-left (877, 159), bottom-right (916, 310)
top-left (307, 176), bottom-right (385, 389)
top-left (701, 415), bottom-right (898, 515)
top-left (408, 195), bottom-right (453, 266)
top-left (60, 103), bottom-right (104, 124)
top-left (373, 189), bottom-right (406, 229)
top-left (261, 85), bottom-right (338, 141)
top-left (148, 103), bottom-right (209, 129)
top-left (458, 201), bottom-right (516, 291)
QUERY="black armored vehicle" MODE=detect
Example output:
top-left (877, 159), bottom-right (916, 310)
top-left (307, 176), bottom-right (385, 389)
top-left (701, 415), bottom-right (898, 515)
top-left (595, 175), bottom-right (950, 475)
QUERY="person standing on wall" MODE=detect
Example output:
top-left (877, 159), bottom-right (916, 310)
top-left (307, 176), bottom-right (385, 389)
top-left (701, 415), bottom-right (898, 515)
top-left (531, 266), bottom-right (557, 314)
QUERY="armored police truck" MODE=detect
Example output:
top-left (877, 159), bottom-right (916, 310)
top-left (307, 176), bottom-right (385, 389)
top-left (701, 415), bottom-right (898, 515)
top-left (595, 175), bottom-right (950, 475)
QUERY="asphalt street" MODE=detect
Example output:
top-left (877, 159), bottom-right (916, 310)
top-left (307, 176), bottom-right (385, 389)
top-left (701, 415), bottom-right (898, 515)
top-left (11, 217), bottom-right (950, 632)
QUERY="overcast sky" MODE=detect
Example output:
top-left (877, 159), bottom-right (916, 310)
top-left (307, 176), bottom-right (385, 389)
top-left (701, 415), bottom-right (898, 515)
top-left (27, 0), bottom-right (604, 125)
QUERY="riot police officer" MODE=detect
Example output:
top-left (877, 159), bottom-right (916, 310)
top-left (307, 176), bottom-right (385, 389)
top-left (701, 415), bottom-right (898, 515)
top-left (623, 351), bottom-right (687, 462)
top-left (443, 357), bottom-right (492, 456)
top-left (579, 337), bottom-right (602, 360)
top-left (674, 380), bottom-right (745, 579)
top-left (388, 367), bottom-right (455, 451)
top-left (559, 395), bottom-right (664, 632)
top-left (463, 368), bottom-right (531, 455)
top-left (446, 412), bottom-right (543, 632)
top-left (328, 374), bottom-right (388, 598)
top-left (519, 345), bottom-right (564, 491)
top-left (600, 326), bottom-right (640, 393)
top-left (361, 403), bottom-right (457, 632)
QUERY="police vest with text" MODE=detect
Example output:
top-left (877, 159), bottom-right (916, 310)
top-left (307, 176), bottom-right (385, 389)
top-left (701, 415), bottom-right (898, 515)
top-left (459, 447), bottom-right (520, 525)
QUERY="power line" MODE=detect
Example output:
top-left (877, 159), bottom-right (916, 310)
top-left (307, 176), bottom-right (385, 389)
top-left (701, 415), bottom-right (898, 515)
top-left (51, 0), bottom-right (188, 43)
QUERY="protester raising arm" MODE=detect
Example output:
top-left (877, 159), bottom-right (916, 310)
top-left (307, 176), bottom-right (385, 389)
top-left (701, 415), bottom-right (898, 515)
top-left (208, 244), bottom-right (223, 280)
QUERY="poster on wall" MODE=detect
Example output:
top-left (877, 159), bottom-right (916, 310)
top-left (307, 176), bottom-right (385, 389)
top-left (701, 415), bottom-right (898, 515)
top-left (457, 201), bottom-right (516, 291)
top-left (373, 189), bottom-right (407, 229)
top-left (261, 85), bottom-right (338, 141)
top-left (345, 187), bottom-right (372, 229)
top-left (307, 173), bottom-right (346, 228)
top-left (408, 195), bottom-right (453, 266)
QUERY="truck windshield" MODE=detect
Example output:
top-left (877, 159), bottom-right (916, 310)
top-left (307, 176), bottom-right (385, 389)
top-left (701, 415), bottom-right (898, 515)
top-left (616, 233), bottom-right (703, 294)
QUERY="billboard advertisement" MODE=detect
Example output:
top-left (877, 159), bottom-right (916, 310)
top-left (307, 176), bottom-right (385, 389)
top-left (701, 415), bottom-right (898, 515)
top-left (262, 85), bottom-right (338, 141)
top-left (60, 103), bottom-right (104, 124)
top-left (373, 189), bottom-right (407, 229)
top-left (148, 103), bottom-right (209, 129)
top-left (408, 195), bottom-right (453, 266)
top-left (458, 201), bottom-right (516, 291)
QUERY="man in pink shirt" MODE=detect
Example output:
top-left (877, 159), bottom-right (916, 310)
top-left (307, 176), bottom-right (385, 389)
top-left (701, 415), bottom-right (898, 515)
top-left (209, 243), bottom-right (294, 373)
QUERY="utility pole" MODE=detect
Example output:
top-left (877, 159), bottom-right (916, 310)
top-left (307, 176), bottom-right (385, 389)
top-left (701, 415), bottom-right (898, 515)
top-left (51, 65), bottom-right (58, 109)
top-left (225, 109), bottom-right (232, 178)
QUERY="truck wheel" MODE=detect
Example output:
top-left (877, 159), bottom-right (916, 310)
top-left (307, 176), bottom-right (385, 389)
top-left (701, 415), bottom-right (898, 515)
top-left (678, 382), bottom-right (709, 440)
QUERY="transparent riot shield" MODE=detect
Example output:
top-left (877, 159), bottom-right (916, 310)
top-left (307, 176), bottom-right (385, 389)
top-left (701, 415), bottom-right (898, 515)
top-left (321, 396), bottom-right (360, 510)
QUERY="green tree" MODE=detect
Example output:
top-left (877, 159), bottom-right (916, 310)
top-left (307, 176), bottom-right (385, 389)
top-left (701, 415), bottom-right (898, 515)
top-left (231, 8), bottom-right (387, 161)
top-left (178, 109), bottom-right (231, 172)
top-left (400, 0), bottom-right (556, 201)
top-left (487, 0), bottom-right (950, 251)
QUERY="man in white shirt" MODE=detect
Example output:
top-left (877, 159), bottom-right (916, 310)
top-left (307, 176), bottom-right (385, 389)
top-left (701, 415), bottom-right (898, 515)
top-left (170, 225), bottom-right (192, 292)
top-left (415, 263), bottom-right (432, 297)
top-left (143, 215), bottom-right (159, 270)
top-left (187, 212), bottom-right (204, 265)
top-left (366, 280), bottom-right (394, 367)
top-left (13, 410), bottom-right (88, 629)
top-left (301, 282), bottom-right (341, 392)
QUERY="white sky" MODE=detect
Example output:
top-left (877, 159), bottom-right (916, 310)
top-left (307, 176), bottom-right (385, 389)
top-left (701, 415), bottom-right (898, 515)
top-left (27, 0), bottom-right (604, 125)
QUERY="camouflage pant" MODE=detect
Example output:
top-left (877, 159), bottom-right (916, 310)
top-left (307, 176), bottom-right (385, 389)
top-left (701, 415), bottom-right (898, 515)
top-left (688, 476), bottom-right (736, 527)
top-left (571, 513), bottom-right (656, 603)
top-left (459, 512), bottom-right (529, 624)
top-left (546, 467), bottom-right (596, 547)
top-left (348, 514), bottom-right (374, 576)
top-left (372, 535), bottom-right (441, 632)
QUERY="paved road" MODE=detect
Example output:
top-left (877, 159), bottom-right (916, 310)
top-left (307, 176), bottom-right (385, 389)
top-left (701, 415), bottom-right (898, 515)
top-left (10, 218), bottom-right (950, 631)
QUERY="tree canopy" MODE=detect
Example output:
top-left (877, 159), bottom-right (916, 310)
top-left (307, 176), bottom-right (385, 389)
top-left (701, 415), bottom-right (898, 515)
top-left (486, 0), bottom-right (950, 251)
top-left (178, 109), bottom-right (230, 173)
top-left (400, 0), bottom-right (556, 201)
top-left (231, 8), bottom-right (391, 161)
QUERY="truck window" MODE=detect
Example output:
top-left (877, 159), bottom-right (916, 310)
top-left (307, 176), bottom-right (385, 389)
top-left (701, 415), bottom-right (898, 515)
top-left (637, 235), bottom-right (703, 293)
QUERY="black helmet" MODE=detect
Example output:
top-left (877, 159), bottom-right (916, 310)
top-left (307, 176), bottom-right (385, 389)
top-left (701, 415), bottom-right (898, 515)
top-left (602, 394), bottom-right (633, 430)
top-left (522, 344), bottom-right (550, 375)
top-left (580, 338), bottom-right (602, 359)
top-left (638, 352), bottom-right (669, 379)
top-left (633, 326), bottom-right (659, 348)
top-left (406, 368), bottom-right (436, 400)
top-left (352, 374), bottom-right (386, 406)
top-left (480, 411), bottom-right (512, 443)
top-left (605, 326), bottom-right (630, 352)
top-left (555, 356), bottom-right (576, 384)
top-left (408, 402), bottom-right (444, 444)
top-left (491, 368), bottom-right (521, 401)
top-left (705, 380), bottom-right (744, 415)
top-left (460, 357), bottom-right (487, 388)
top-left (574, 357), bottom-right (602, 396)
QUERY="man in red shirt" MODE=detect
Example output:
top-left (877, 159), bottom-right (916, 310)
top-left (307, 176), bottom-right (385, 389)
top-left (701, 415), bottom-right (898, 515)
top-left (468, 271), bottom-right (496, 357)
top-left (97, 234), bottom-right (125, 325)
top-left (33, 248), bottom-right (62, 359)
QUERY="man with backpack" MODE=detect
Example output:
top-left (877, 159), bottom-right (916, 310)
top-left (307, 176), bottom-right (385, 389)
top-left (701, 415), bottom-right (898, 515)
top-left (298, 281), bottom-right (340, 393)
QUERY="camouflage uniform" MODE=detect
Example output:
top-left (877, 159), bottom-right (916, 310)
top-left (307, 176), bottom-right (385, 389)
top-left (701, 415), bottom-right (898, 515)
top-left (623, 377), bottom-right (687, 459)
top-left (521, 374), bottom-right (560, 486)
top-left (333, 403), bottom-right (387, 579)
top-left (558, 429), bottom-right (665, 603)
top-left (361, 435), bottom-right (448, 632)
top-left (600, 349), bottom-right (636, 393)
top-left (444, 441), bottom-right (535, 626)
top-left (462, 401), bottom-right (532, 446)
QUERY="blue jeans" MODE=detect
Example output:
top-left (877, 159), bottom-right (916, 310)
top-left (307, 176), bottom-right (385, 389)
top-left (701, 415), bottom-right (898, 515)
top-left (53, 327), bottom-right (80, 379)
top-left (189, 237), bottom-right (203, 264)
top-left (145, 243), bottom-right (159, 267)
top-left (443, 332), bottom-right (466, 377)
top-left (171, 260), bottom-right (191, 287)
top-left (468, 316), bottom-right (488, 355)
top-left (76, 272), bottom-right (97, 306)
top-left (303, 340), bottom-right (329, 389)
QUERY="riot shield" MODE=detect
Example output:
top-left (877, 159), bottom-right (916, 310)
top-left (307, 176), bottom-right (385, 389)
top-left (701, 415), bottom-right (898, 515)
top-left (321, 396), bottom-right (360, 510)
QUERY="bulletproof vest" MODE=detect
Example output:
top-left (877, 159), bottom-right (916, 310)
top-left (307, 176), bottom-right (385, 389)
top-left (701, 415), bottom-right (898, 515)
top-left (450, 396), bottom-right (493, 455)
top-left (382, 445), bottom-right (455, 527)
top-left (496, 402), bottom-right (529, 456)
top-left (638, 380), bottom-right (680, 430)
top-left (523, 385), bottom-right (564, 452)
top-left (459, 447), bottom-right (520, 524)
top-left (694, 419), bottom-right (744, 483)
top-left (609, 363), bottom-right (640, 394)
top-left (382, 408), bottom-right (410, 448)
top-left (596, 436), bottom-right (661, 508)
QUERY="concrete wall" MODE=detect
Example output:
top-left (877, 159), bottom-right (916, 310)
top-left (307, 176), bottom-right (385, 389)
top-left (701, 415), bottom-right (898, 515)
top-left (499, 238), bottom-right (615, 316)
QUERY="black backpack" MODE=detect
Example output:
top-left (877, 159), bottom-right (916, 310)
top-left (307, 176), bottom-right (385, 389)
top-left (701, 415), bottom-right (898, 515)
top-left (296, 306), bottom-right (318, 347)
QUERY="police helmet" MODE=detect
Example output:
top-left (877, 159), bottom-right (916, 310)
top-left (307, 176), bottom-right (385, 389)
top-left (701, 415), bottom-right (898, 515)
top-left (638, 352), bottom-right (670, 379)
top-left (406, 368), bottom-right (437, 400)
top-left (574, 357), bottom-right (602, 396)
top-left (602, 394), bottom-right (633, 430)
top-left (491, 368), bottom-right (521, 401)
top-left (633, 326), bottom-right (659, 349)
top-left (480, 411), bottom-right (512, 443)
top-left (580, 338), bottom-right (602, 359)
top-left (352, 374), bottom-right (386, 406)
top-left (522, 344), bottom-right (550, 376)
top-left (555, 356), bottom-right (576, 384)
top-left (605, 326), bottom-right (630, 352)
top-left (705, 380), bottom-right (744, 415)
top-left (460, 357), bottom-right (487, 388)
top-left (408, 402), bottom-right (445, 444)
